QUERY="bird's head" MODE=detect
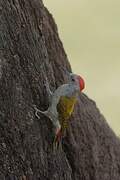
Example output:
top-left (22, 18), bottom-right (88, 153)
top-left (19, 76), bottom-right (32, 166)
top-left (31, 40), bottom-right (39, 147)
top-left (60, 66), bottom-right (85, 92)
top-left (69, 73), bottom-right (85, 92)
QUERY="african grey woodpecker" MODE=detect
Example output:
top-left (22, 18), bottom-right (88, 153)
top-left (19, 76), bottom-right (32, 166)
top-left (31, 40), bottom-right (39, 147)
top-left (34, 72), bottom-right (85, 148)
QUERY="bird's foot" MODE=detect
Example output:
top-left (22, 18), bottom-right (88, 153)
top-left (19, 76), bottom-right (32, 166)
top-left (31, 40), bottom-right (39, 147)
top-left (33, 105), bottom-right (41, 119)
top-left (44, 76), bottom-right (53, 96)
top-left (44, 77), bottom-right (53, 103)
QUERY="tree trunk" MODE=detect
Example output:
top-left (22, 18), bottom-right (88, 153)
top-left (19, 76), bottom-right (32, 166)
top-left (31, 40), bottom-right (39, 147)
top-left (0, 0), bottom-right (120, 179)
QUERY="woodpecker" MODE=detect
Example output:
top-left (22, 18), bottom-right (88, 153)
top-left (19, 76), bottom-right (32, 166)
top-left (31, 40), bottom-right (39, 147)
top-left (34, 72), bottom-right (85, 148)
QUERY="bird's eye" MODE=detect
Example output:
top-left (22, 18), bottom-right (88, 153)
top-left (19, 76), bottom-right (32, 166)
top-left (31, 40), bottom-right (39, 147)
top-left (71, 78), bottom-right (75, 82)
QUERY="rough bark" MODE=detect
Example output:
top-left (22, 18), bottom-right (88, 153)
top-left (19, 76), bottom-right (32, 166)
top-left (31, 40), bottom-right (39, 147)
top-left (0, 0), bottom-right (120, 179)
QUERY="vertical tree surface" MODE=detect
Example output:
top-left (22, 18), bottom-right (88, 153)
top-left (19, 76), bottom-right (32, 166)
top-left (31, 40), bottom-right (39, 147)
top-left (0, 0), bottom-right (120, 179)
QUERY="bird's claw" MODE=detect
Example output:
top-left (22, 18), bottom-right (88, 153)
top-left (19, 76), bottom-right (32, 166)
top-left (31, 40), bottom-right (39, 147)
top-left (44, 77), bottom-right (52, 96)
top-left (33, 104), bottom-right (41, 119)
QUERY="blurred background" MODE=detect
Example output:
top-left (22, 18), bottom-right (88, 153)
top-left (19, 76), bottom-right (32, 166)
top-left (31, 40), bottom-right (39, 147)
top-left (44, 0), bottom-right (120, 135)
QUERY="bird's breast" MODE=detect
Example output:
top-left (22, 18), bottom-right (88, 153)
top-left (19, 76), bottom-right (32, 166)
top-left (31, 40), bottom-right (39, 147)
top-left (57, 96), bottom-right (77, 120)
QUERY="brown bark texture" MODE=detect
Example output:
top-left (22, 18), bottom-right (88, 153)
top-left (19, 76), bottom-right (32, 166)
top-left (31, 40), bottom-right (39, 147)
top-left (0, 0), bottom-right (120, 180)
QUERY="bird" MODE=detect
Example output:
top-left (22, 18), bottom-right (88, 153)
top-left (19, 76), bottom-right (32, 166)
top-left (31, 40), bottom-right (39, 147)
top-left (34, 71), bottom-right (85, 148)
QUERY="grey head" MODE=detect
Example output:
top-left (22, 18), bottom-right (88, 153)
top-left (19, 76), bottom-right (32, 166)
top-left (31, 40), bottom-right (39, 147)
top-left (60, 66), bottom-right (85, 92)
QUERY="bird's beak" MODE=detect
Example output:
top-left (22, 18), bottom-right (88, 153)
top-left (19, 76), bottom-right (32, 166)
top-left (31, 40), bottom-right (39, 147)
top-left (78, 76), bottom-right (85, 91)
